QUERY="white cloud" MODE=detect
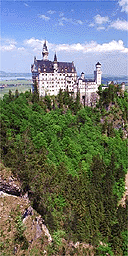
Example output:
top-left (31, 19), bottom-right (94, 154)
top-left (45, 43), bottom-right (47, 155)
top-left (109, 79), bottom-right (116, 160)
top-left (97, 26), bottom-right (105, 30)
top-left (24, 3), bottom-right (29, 7)
top-left (61, 17), bottom-right (75, 24)
top-left (58, 21), bottom-right (64, 26)
top-left (23, 38), bottom-right (128, 55)
top-left (1, 38), bottom-right (17, 45)
top-left (0, 44), bottom-right (16, 51)
top-left (89, 15), bottom-right (109, 30)
top-left (59, 16), bottom-right (83, 25)
top-left (55, 43), bottom-right (84, 52)
top-left (54, 40), bottom-right (128, 54)
top-left (76, 20), bottom-right (83, 25)
top-left (90, 14), bottom-right (128, 31)
top-left (1, 38), bottom-right (128, 75)
top-left (94, 14), bottom-right (109, 24)
top-left (110, 19), bottom-right (128, 30)
top-left (38, 14), bottom-right (50, 21)
top-left (0, 38), bottom-right (17, 51)
top-left (59, 12), bottom-right (64, 17)
top-left (24, 38), bottom-right (43, 52)
top-left (47, 10), bottom-right (56, 14)
top-left (89, 23), bottom-right (95, 27)
top-left (118, 0), bottom-right (128, 13)
top-left (18, 47), bottom-right (25, 51)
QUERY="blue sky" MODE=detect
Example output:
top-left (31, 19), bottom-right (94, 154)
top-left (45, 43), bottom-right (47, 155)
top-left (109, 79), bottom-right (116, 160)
top-left (1, 0), bottom-right (128, 75)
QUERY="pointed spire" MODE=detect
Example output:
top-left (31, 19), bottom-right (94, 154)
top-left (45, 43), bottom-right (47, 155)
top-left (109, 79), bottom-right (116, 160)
top-left (44, 39), bottom-right (46, 46)
top-left (43, 39), bottom-right (48, 51)
top-left (54, 52), bottom-right (57, 62)
top-left (96, 62), bottom-right (101, 66)
top-left (42, 40), bottom-right (49, 60)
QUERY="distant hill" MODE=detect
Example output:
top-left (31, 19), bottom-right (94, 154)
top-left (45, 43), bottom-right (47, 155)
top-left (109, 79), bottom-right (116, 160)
top-left (0, 71), bottom-right (31, 77)
top-left (77, 73), bottom-right (128, 85)
top-left (0, 71), bottom-right (127, 84)
top-left (101, 75), bottom-right (128, 85)
top-left (0, 71), bottom-right (7, 75)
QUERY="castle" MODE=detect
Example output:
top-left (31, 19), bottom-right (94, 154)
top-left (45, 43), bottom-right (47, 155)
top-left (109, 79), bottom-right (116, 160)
top-left (31, 40), bottom-right (102, 106)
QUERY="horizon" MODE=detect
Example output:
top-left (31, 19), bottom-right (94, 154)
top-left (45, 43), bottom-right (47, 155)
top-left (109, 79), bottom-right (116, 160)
top-left (0, 70), bottom-right (128, 78)
top-left (0, 71), bottom-right (128, 81)
top-left (1, 0), bottom-right (128, 76)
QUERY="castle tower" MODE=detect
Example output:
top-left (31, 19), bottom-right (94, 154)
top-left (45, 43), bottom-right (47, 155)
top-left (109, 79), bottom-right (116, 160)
top-left (42, 40), bottom-right (49, 61)
top-left (81, 72), bottom-right (85, 80)
top-left (94, 62), bottom-right (102, 86)
top-left (53, 52), bottom-right (58, 70)
top-left (121, 82), bottom-right (125, 92)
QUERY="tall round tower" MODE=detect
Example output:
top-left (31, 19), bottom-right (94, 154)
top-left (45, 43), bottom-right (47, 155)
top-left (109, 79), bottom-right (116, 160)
top-left (94, 62), bottom-right (102, 86)
top-left (42, 40), bottom-right (49, 61)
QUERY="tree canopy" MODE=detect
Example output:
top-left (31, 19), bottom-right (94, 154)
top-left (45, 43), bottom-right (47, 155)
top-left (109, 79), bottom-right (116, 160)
top-left (1, 85), bottom-right (128, 255)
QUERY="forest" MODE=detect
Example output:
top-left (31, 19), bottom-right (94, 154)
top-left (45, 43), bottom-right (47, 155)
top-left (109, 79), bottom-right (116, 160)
top-left (1, 84), bottom-right (128, 255)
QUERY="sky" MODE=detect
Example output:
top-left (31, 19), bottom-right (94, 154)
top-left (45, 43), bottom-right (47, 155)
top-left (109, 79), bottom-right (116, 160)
top-left (1, 0), bottom-right (128, 76)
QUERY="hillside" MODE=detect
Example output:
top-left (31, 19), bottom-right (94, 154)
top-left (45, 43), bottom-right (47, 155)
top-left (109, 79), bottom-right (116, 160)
top-left (0, 163), bottom-right (53, 256)
top-left (0, 71), bottom-right (31, 77)
top-left (0, 85), bottom-right (128, 255)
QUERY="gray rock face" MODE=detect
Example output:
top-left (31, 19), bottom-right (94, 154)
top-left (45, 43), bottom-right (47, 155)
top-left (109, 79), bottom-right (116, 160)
top-left (23, 206), bottom-right (33, 220)
top-left (0, 174), bottom-right (53, 245)
top-left (0, 176), bottom-right (21, 196)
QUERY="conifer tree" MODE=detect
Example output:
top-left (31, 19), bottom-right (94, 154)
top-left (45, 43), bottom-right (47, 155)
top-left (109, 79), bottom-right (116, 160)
top-left (32, 80), bottom-right (39, 103)
top-left (74, 90), bottom-right (81, 114)
top-left (9, 89), bottom-right (14, 102)
top-left (15, 89), bottom-right (19, 98)
top-left (58, 88), bottom-right (63, 109)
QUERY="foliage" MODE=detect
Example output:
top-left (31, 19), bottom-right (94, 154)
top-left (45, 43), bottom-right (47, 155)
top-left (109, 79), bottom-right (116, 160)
top-left (96, 244), bottom-right (114, 256)
top-left (32, 80), bottom-right (39, 103)
top-left (53, 230), bottom-right (65, 247)
top-left (14, 211), bottom-right (29, 250)
top-left (15, 213), bottom-right (26, 241)
top-left (1, 88), bottom-right (128, 255)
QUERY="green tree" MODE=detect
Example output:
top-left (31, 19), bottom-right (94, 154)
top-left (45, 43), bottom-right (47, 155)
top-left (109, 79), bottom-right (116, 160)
top-left (44, 95), bottom-right (52, 110)
top-left (58, 88), bottom-right (63, 109)
top-left (9, 89), bottom-right (14, 102)
top-left (32, 80), bottom-right (39, 103)
top-left (15, 89), bottom-right (19, 98)
top-left (74, 90), bottom-right (81, 114)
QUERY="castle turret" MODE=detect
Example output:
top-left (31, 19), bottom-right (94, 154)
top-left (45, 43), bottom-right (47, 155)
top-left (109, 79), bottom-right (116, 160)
top-left (94, 62), bottom-right (102, 86)
top-left (121, 82), bottom-right (125, 92)
top-left (42, 40), bottom-right (49, 61)
top-left (54, 52), bottom-right (57, 62)
top-left (53, 52), bottom-right (58, 71)
top-left (81, 72), bottom-right (85, 80)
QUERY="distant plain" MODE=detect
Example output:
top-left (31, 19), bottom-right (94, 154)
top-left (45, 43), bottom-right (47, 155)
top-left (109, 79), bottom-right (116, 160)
top-left (0, 79), bottom-right (32, 98)
top-left (0, 76), bottom-right (128, 98)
